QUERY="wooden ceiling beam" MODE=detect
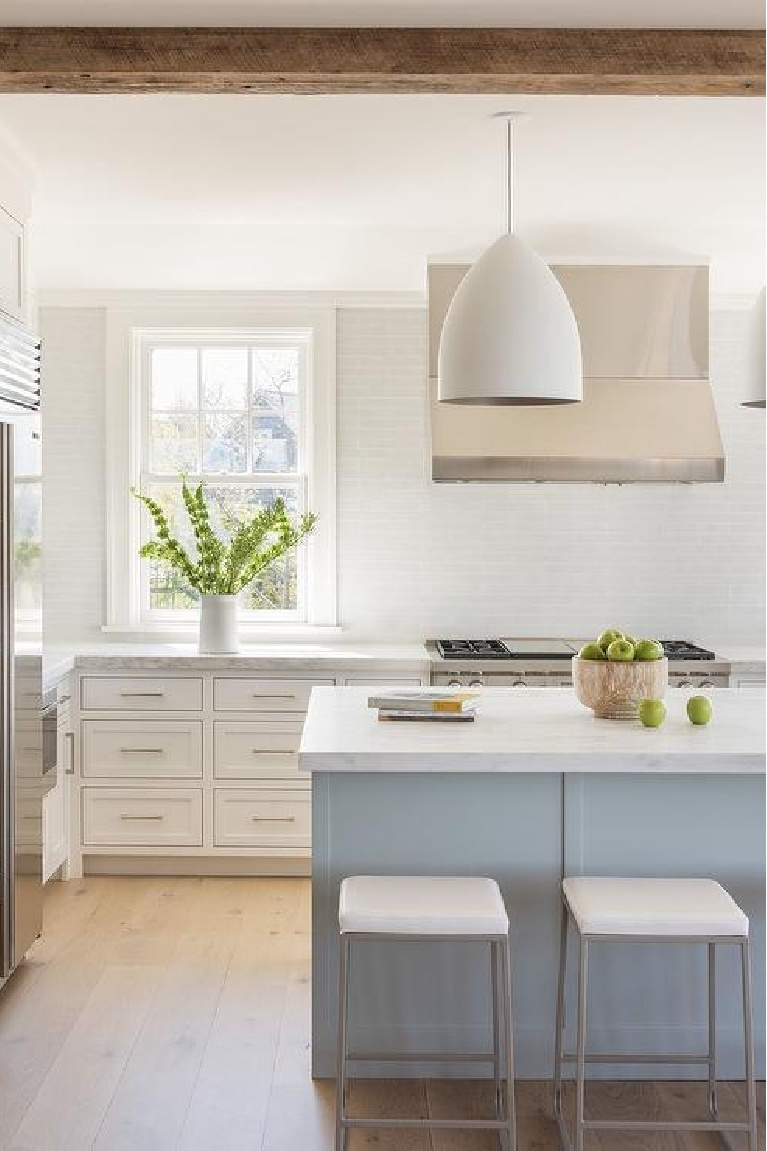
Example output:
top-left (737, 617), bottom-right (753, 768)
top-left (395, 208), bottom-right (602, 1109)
top-left (0, 27), bottom-right (762, 96)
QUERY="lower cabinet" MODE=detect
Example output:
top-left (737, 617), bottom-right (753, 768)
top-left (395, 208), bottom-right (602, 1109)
top-left (214, 788), bottom-right (311, 849)
top-left (43, 681), bottom-right (72, 882)
top-left (70, 666), bottom-right (426, 876)
top-left (82, 788), bottom-right (203, 847)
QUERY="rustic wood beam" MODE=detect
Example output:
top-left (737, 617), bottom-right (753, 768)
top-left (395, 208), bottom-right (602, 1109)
top-left (0, 27), bottom-right (762, 96)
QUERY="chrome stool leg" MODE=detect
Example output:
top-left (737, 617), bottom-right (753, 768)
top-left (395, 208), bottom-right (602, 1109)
top-left (335, 935), bottom-right (350, 1151)
top-left (574, 938), bottom-right (589, 1151)
top-left (553, 902), bottom-right (568, 1124)
top-left (491, 941), bottom-right (503, 1122)
top-left (741, 939), bottom-right (758, 1151)
top-left (707, 942), bottom-right (718, 1119)
top-left (500, 934), bottom-right (517, 1151)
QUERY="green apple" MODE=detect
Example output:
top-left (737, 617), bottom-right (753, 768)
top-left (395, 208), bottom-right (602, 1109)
top-left (597, 629), bottom-right (624, 652)
top-left (578, 642), bottom-right (606, 660)
top-left (687, 696), bottom-right (713, 725)
top-left (634, 639), bottom-right (664, 662)
top-left (624, 634), bottom-right (639, 647)
top-left (639, 698), bottom-right (666, 727)
top-left (607, 638), bottom-right (635, 661)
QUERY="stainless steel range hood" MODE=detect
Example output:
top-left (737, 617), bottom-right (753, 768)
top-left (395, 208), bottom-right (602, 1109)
top-left (428, 264), bottom-right (724, 483)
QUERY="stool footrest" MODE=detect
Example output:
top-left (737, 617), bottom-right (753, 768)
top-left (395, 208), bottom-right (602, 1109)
top-left (342, 1116), bottom-right (510, 1131)
top-left (561, 1051), bottom-right (711, 1065)
top-left (584, 1119), bottom-right (749, 1133)
top-left (346, 1050), bottom-right (496, 1064)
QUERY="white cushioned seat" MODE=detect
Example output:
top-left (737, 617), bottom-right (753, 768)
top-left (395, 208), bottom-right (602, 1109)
top-left (339, 875), bottom-right (509, 936)
top-left (563, 876), bottom-right (748, 938)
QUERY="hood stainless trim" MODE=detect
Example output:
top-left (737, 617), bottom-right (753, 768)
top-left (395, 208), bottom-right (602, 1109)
top-left (433, 455), bottom-right (725, 484)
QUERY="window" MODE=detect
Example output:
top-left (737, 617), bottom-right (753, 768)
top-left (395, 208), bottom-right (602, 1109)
top-left (106, 310), bottom-right (336, 635)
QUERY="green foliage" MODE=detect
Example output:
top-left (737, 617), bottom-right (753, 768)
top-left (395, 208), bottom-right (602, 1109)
top-left (132, 478), bottom-right (317, 599)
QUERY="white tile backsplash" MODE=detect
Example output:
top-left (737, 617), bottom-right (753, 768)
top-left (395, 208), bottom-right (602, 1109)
top-left (41, 304), bottom-right (765, 646)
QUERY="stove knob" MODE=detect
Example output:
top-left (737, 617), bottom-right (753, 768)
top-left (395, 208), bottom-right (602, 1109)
top-left (469, 680), bottom-right (483, 688)
top-left (512, 679), bottom-right (528, 688)
top-left (677, 678), bottom-right (692, 688)
top-left (447, 680), bottom-right (462, 688)
top-left (699, 680), bottom-right (716, 689)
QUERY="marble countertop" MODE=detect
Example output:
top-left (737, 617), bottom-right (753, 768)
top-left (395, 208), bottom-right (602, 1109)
top-left (64, 642), bottom-right (429, 673)
top-left (299, 686), bottom-right (766, 775)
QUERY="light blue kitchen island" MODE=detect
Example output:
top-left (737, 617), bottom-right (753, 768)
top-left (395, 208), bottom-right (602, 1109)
top-left (300, 686), bottom-right (766, 1081)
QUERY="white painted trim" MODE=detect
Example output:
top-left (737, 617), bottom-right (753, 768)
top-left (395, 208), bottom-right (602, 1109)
top-left (104, 299), bottom-right (337, 636)
top-left (39, 288), bottom-right (426, 310)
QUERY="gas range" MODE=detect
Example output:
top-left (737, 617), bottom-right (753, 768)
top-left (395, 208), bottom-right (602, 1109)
top-left (428, 638), bottom-right (731, 689)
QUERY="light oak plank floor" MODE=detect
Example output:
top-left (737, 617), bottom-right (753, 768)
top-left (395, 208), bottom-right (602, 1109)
top-left (0, 877), bottom-right (762, 1150)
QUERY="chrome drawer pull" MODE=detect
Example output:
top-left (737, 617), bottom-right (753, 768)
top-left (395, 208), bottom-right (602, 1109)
top-left (252, 693), bottom-right (296, 700)
top-left (250, 815), bottom-right (296, 823)
top-left (251, 748), bottom-right (294, 754)
top-left (120, 691), bottom-right (165, 698)
top-left (120, 813), bottom-right (165, 821)
top-left (58, 693), bottom-right (71, 703)
top-left (120, 747), bottom-right (164, 754)
top-left (65, 731), bottom-right (75, 774)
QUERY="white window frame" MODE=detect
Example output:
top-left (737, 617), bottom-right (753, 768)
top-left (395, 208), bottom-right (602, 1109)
top-left (104, 301), bottom-right (337, 638)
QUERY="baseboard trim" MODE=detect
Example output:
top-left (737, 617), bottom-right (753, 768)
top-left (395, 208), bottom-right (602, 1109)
top-left (83, 854), bottom-right (312, 877)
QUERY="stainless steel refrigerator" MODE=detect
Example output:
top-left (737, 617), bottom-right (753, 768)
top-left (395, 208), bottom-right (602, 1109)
top-left (0, 312), bottom-right (48, 985)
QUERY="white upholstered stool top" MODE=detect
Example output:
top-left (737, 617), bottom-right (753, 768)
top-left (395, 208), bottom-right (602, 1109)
top-left (339, 875), bottom-right (509, 936)
top-left (563, 876), bottom-right (749, 938)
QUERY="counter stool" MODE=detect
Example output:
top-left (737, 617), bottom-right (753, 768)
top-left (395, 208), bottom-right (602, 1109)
top-left (553, 876), bottom-right (757, 1151)
top-left (335, 875), bottom-right (516, 1151)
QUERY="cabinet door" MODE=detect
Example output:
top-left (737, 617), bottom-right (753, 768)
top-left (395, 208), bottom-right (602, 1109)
top-left (0, 206), bottom-right (24, 321)
top-left (43, 701), bottom-right (71, 882)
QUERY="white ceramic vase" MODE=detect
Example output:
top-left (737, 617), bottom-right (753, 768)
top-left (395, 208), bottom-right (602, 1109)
top-left (199, 595), bottom-right (239, 654)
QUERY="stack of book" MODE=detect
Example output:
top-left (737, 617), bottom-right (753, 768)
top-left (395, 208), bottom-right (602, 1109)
top-left (367, 689), bottom-right (479, 722)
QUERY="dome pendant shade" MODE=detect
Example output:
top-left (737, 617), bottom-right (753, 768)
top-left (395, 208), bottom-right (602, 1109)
top-left (438, 232), bottom-right (583, 405)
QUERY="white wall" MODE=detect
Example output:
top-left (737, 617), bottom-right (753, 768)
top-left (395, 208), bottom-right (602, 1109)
top-left (41, 302), bottom-right (765, 647)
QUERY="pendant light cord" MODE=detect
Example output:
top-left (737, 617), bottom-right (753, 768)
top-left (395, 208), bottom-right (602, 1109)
top-left (506, 117), bottom-right (514, 235)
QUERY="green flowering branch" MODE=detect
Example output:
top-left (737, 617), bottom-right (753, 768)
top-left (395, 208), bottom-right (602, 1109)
top-left (132, 478), bottom-right (317, 598)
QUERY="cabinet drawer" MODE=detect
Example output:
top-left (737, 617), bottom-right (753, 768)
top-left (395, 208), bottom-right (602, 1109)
top-left (214, 721), bottom-right (303, 780)
top-left (81, 676), bottom-right (203, 712)
top-left (213, 677), bottom-right (331, 712)
top-left (82, 721), bottom-right (203, 779)
top-left (82, 788), bottom-right (202, 847)
top-left (342, 677), bottom-right (423, 686)
top-left (214, 789), bottom-right (310, 849)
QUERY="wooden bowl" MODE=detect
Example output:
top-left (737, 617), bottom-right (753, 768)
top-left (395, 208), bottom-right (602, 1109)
top-left (572, 656), bottom-right (668, 720)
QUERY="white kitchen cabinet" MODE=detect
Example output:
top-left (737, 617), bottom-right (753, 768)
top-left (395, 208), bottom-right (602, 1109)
top-left (0, 205), bottom-right (24, 322)
top-left (730, 673), bottom-right (766, 689)
top-left (43, 678), bottom-right (72, 882)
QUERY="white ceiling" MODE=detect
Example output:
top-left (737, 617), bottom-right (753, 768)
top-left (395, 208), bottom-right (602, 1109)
top-left (0, 0), bottom-right (763, 27)
top-left (0, 93), bottom-right (763, 295)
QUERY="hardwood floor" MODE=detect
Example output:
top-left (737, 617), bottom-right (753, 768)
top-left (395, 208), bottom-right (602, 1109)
top-left (0, 877), bottom-right (762, 1150)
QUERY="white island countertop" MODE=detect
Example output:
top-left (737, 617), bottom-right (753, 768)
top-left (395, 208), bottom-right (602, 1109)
top-left (299, 686), bottom-right (766, 775)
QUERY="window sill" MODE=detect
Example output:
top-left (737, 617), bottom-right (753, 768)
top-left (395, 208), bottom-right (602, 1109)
top-left (100, 622), bottom-right (343, 644)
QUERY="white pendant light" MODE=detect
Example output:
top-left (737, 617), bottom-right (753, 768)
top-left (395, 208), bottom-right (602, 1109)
top-left (742, 286), bottom-right (765, 409)
top-left (438, 114), bottom-right (582, 406)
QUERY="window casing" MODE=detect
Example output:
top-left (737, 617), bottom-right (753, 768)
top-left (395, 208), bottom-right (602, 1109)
top-left (105, 309), bottom-right (336, 636)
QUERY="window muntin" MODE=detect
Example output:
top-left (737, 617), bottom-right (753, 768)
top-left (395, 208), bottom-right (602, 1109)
top-left (140, 335), bottom-right (309, 621)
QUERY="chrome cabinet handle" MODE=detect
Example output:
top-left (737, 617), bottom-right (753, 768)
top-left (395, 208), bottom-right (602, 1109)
top-left (58, 693), bottom-right (71, 703)
top-left (120, 691), bottom-right (165, 698)
top-left (120, 814), bottom-right (165, 821)
top-left (252, 693), bottom-right (296, 700)
top-left (65, 731), bottom-right (75, 774)
top-left (251, 748), bottom-right (294, 755)
top-left (251, 815), bottom-right (296, 823)
top-left (120, 747), bottom-right (164, 754)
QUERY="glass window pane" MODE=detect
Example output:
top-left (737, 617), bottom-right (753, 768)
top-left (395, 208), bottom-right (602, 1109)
top-left (151, 348), bottom-right (198, 410)
top-left (252, 349), bottom-right (299, 473)
top-left (145, 483), bottom-right (199, 610)
top-left (202, 412), bottom-right (246, 474)
top-left (150, 414), bottom-right (199, 473)
top-left (144, 482), bottom-right (301, 614)
top-left (201, 348), bottom-right (248, 410)
top-left (14, 481), bottom-right (42, 610)
top-left (205, 484), bottom-right (299, 611)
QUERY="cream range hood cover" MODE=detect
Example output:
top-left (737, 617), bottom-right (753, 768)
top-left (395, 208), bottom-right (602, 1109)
top-left (429, 264), bottom-right (724, 483)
